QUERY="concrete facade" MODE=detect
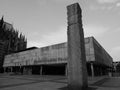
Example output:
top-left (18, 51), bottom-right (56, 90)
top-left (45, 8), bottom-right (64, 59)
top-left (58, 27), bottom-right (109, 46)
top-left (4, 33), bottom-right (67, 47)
top-left (3, 37), bottom-right (113, 76)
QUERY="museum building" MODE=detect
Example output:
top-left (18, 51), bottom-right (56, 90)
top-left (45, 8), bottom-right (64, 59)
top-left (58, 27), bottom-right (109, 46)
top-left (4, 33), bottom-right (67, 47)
top-left (3, 37), bottom-right (113, 76)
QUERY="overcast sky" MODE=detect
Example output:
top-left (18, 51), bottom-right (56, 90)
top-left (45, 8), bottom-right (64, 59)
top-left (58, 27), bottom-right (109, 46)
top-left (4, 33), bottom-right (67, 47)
top-left (0, 0), bottom-right (120, 61)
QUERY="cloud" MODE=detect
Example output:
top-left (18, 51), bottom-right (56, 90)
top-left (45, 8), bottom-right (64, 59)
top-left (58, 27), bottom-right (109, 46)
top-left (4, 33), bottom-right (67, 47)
top-left (116, 3), bottom-right (120, 7)
top-left (111, 46), bottom-right (120, 52)
top-left (51, 0), bottom-right (80, 3)
top-left (90, 5), bottom-right (113, 10)
top-left (84, 25), bottom-right (109, 37)
top-left (110, 46), bottom-right (120, 61)
top-left (27, 26), bottom-right (67, 48)
top-left (37, 0), bottom-right (79, 5)
top-left (109, 27), bottom-right (120, 33)
top-left (42, 26), bottom-right (67, 44)
top-left (97, 0), bottom-right (118, 4)
top-left (27, 24), bottom-right (109, 50)
top-left (27, 41), bottom-right (46, 48)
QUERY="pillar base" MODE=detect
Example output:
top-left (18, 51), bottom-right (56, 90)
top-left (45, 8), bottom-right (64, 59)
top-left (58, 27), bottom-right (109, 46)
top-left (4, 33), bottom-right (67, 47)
top-left (68, 84), bottom-right (88, 90)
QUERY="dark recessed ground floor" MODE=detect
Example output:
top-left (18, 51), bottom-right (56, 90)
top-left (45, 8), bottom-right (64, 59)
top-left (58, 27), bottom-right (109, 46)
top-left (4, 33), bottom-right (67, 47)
top-left (3, 62), bottom-right (112, 77)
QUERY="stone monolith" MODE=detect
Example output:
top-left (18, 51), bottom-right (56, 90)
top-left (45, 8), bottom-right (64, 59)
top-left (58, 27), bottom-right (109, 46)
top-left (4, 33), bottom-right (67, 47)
top-left (67, 3), bottom-right (88, 90)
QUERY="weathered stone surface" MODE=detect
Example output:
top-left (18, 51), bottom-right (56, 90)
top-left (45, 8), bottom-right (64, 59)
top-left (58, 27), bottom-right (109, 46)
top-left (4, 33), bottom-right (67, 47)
top-left (67, 3), bottom-right (82, 26)
top-left (67, 3), bottom-right (88, 90)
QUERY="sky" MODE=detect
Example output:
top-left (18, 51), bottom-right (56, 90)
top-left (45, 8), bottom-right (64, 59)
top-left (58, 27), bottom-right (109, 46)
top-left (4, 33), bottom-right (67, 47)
top-left (0, 0), bottom-right (120, 61)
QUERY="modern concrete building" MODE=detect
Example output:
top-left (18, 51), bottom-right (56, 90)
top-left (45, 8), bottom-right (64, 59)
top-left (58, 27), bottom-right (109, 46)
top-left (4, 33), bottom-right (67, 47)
top-left (3, 37), bottom-right (113, 76)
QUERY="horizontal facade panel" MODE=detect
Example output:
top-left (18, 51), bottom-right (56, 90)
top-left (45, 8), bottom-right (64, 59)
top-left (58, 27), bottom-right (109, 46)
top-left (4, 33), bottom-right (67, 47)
top-left (3, 37), bottom-right (112, 67)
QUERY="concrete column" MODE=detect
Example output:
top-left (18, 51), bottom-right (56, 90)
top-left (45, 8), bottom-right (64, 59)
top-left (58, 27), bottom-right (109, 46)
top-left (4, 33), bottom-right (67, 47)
top-left (23, 67), bottom-right (25, 74)
top-left (67, 3), bottom-right (88, 90)
top-left (4, 67), bottom-right (6, 73)
top-left (30, 67), bottom-right (32, 75)
top-left (65, 65), bottom-right (68, 76)
top-left (40, 66), bottom-right (43, 75)
top-left (11, 67), bottom-right (13, 72)
top-left (100, 67), bottom-right (102, 76)
top-left (91, 63), bottom-right (94, 77)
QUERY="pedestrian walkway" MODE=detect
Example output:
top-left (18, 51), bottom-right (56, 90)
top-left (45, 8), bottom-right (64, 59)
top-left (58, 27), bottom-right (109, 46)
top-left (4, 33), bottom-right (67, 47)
top-left (0, 74), bottom-right (120, 90)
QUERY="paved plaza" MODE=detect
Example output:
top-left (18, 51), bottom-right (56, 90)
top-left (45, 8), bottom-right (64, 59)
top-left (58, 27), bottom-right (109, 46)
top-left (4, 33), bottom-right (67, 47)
top-left (0, 74), bottom-right (120, 90)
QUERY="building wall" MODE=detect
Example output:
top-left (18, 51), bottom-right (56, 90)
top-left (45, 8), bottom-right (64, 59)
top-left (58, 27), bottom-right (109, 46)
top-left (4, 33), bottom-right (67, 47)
top-left (3, 37), bottom-right (113, 67)
top-left (3, 43), bottom-right (67, 67)
top-left (92, 37), bottom-right (113, 67)
top-left (85, 37), bottom-right (95, 62)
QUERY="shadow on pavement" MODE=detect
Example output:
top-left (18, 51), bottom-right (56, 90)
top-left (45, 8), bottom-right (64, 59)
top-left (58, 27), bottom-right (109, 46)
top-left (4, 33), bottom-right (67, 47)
top-left (90, 78), bottom-right (109, 86)
top-left (91, 77), bottom-right (120, 88)
top-left (0, 81), bottom-right (41, 89)
top-left (99, 78), bottom-right (120, 88)
top-left (59, 86), bottom-right (97, 90)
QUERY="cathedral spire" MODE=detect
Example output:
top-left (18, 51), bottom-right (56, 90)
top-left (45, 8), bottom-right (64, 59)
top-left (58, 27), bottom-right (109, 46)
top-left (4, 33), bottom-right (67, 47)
top-left (0, 16), bottom-right (4, 28)
top-left (1, 16), bottom-right (4, 21)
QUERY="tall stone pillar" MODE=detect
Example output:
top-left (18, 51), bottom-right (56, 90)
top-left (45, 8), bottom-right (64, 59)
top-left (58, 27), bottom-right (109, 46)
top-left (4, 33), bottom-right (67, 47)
top-left (67, 3), bottom-right (88, 90)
